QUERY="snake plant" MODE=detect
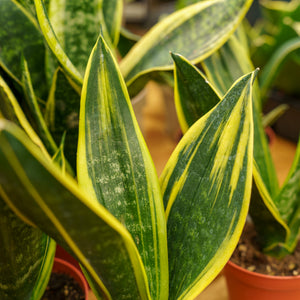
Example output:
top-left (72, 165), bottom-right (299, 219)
top-left (173, 10), bottom-right (300, 260)
top-left (0, 0), bottom-right (255, 299)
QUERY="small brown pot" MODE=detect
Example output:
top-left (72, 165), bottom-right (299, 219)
top-left (224, 260), bottom-right (300, 300)
top-left (52, 258), bottom-right (89, 299)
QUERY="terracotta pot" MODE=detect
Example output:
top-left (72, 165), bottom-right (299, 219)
top-left (52, 258), bottom-right (89, 299)
top-left (55, 244), bottom-right (82, 272)
top-left (224, 260), bottom-right (300, 300)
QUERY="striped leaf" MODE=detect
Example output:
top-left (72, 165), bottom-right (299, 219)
top-left (33, 0), bottom-right (83, 85)
top-left (160, 71), bottom-right (256, 299)
top-left (77, 35), bottom-right (168, 300)
top-left (0, 196), bottom-right (55, 300)
top-left (172, 53), bottom-right (220, 133)
top-left (0, 0), bottom-right (48, 98)
top-left (0, 75), bottom-right (49, 158)
top-left (0, 119), bottom-right (151, 300)
top-left (102, 0), bottom-right (123, 46)
top-left (120, 0), bottom-right (253, 94)
top-left (21, 57), bottom-right (58, 156)
top-left (201, 32), bottom-right (289, 254)
top-left (202, 33), bottom-right (280, 195)
top-left (47, 0), bottom-right (109, 76)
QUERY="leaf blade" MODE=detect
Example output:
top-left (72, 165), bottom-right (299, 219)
top-left (33, 0), bottom-right (83, 85)
top-left (77, 35), bottom-right (168, 300)
top-left (0, 119), bottom-right (151, 300)
top-left (0, 195), bottom-right (55, 300)
top-left (120, 0), bottom-right (254, 92)
top-left (172, 52), bottom-right (220, 133)
top-left (160, 71), bottom-right (256, 299)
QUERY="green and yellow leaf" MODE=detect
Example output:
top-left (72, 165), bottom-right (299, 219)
top-left (172, 52), bottom-right (220, 133)
top-left (0, 75), bottom-right (49, 158)
top-left (102, 0), bottom-right (123, 47)
top-left (160, 71), bottom-right (256, 299)
top-left (21, 57), bottom-right (58, 155)
top-left (77, 35), bottom-right (168, 300)
top-left (0, 0), bottom-right (48, 98)
top-left (201, 31), bottom-right (288, 255)
top-left (0, 119), bottom-right (151, 300)
top-left (0, 196), bottom-right (55, 300)
top-left (34, 0), bottom-right (83, 85)
top-left (120, 0), bottom-right (254, 94)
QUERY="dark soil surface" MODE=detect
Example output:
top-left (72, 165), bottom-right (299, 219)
top-left (42, 272), bottom-right (85, 300)
top-left (230, 222), bottom-right (300, 276)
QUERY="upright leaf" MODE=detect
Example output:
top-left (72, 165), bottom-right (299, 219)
top-left (120, 0), bottom-right (254, 94)
top-left (77, 36), bottom-right (168, 300)
top-left (0, 119), bottom-right (151, 300)
top-left (172, 53), bottom-right (220, 133)
top-left (102, 0), bottom-right (123, 46)
top-left (47, 0), bottom-right (106, 76)
top-left (21, 57), bottom-right (58, 155)
top-left (33, 0), bottom-right (83, 85)
top-left (0, 0), bottom-right (48, 98)
top-left (45, 68), bottom-right (80, 171)
top-left (0, 196), bottom-right (55, 300)
top-left (160, 71), bottom-right (256, 299)
top-left (202, 33), bottom-right (280, 195)
top-left (202, 32), bottom-right (288, 255)
top-left (0, 75), bottom-right (49, 158)
top-left (117, 28), bottom-right (140, 58)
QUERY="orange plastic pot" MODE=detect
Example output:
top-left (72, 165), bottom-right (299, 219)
top-left (52, 258), bottom-right (89, 299)
top-left (224, 260), bottom-right (300, 300)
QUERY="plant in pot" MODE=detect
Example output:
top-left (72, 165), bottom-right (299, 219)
top-left (170, 8), bottom-right (300, 299)
top-left (0, 1), bottom-right (258, 299)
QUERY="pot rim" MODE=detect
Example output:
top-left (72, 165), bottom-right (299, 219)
top-left (53, 257), bottom-right (89, 298)
top-left (226, 260), bottom-right (300, 281)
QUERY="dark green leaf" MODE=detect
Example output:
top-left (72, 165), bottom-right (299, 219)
top-left (161, 71), bottom-right (256, 299)
top-left (77, 35), bottom-right (168, 300)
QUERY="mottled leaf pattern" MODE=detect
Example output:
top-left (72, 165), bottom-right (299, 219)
top-left (77, 36), bottom-right (168, 300)
top-left (0, 0), bottom-right (48, 98)
top-left (0, 120), bottom-right (151, 300)
top-left (161, 71), bottom-right (255, 299)
top-left (45, 68), bottom-right (80, 172)
top-left (47, 0), bottom-right (104, 76)
top-left (0, 75), bottom-right (49, 157)
top-left (34, 0), bottom-right (83, 85)
top-left (120, 0), bottom-right (254, 93)
top-left (0, 196), bottom-right (55, 300)
top-left (172, 53), bottom-right (220, 133)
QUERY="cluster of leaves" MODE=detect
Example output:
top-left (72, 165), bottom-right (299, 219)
top-left (174, 0), bottom-right (300, 259)
top-left (1, 2), bottom-right (300, 300)
top-left (4, 0), bottom-right (293, 299)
